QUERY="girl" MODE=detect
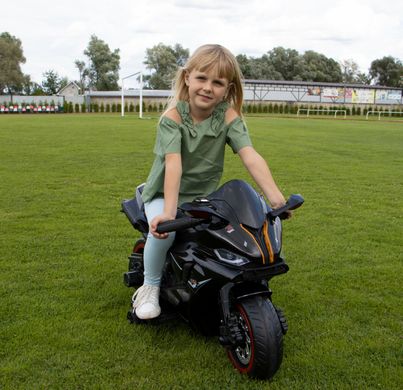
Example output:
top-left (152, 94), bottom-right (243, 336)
top-left (132, 44), bottom-right (287, 319)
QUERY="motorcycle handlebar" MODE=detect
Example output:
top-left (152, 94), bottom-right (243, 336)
top-left (156, 194), bottom-right (304, 232)
top-left (156, 217), bottom-right (208, 234)
top-left (268, 194), bottom-right (304, 219)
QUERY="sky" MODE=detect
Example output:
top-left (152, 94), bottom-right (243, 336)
top-left (2, 0), bottom-right (403, 88)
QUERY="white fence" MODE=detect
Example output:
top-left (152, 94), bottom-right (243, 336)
top-left (1, 95), bottom-right (65, 105)
top-left (297, 108), bottom-right (347, 119)
top-left (365, 110), bottom-right (403, 120)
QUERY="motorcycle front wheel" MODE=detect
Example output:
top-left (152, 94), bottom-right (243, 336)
top-left (227, 296), bottom-right (284, 379)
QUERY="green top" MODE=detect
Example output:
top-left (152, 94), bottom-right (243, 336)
top-left (141, 100), bottom-right (252, 205)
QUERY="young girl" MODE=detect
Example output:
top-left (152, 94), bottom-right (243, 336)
top-left (133, 44), bottom-right (287, 319)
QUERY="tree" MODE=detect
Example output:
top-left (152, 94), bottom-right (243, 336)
top-left (369, 56), bottom-right (403, 87)
top-left (41, 70), bottom-right (68, 95)
top-left (235, 54), bottom-right (252, 78)
top-left (0, 32), bottom-right (26, 98)
top-left (80, 35), bottom-right (120, 90)
top-left (74, 60), bottom-right (88, 93)
top-left (19, 75), bottom-right (44, 95)
top-left (339, 59), bottom-right (360, 83)
top-left (300, 51), bottom-right (342, 82)
top-left (267, 47), bottom-right (304, 80)
top-left (144, 43), bottom-right (189, 89)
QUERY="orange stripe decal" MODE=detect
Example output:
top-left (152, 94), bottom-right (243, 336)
top-left (263, 221), bottom-right (274, 264)
top-left (240, 224), bottom-right (266, 264)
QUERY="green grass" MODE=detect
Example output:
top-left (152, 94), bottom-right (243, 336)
top-left (0, 113), bottom-right (402, 389)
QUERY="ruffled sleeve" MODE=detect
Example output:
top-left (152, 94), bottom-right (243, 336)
top-left (226, 117), bottom-right (253, 153)
top-left (153, 117), bottom-right (182, 156)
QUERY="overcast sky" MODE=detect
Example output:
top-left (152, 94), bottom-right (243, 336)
top-left (2, 0), bottom-right (402, 88)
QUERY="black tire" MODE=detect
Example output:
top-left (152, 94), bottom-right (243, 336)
top-left (227, 296), bottom-right (284, 379)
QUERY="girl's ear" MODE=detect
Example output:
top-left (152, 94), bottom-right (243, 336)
top-left (184, 70), bottom-right (190, 86)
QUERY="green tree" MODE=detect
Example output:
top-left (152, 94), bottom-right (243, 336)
top-left (236, 54), bottom-right (252, 78)
top-left (74, 60), bottom-right (88, 93)
top-left (20, 75), bottom-right (44, 95)
top-left (267, 47), bottom-right (304, 80)
top-left (300, 51), bottom-right (342, 82)
top-left (369, 56), bottom-right (403, 87)
top-left (0, 32), bottom-right (27, 98)
top-left (81, 35), bottom-right (120, 90)
top-left (340, 59), bottom-right (361, 83)
top-left (41, 70), bottom-right (68, 95)
top-left (144, 43), bottom-right (189, 89)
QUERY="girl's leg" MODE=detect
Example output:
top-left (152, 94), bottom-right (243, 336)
top-left (132, 198), bottom-right (176, 319)
top-left (143, 198), bottom-right (176, 286)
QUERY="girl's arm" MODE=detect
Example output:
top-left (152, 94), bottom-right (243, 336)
top-left (150, 152), bottom-right (182, 239)
top-left (238, 146), bottom-right (286, 209)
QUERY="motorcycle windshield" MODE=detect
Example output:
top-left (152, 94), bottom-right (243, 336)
top-left (207, 180), bottom-right (266, 229)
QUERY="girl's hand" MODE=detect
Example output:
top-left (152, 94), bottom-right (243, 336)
top-left (270, 195), bottom-right (287, 210)
top-left (149, 212), bottom-right (176, 239)
top-left (271, 196), bottom-right (292, 220)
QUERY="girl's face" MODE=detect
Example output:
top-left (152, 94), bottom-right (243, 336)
top-left (185, 68), bottom-right (230, 116)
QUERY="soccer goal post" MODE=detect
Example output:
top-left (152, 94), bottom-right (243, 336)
top-left (121, 71), bottom-right (143, 118)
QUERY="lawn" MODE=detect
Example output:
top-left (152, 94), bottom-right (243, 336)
top-left (0, 113), bottom-right (402, 389)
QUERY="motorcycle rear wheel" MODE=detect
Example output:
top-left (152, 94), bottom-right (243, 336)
top-left (227, 296), bottom-right (283, 379)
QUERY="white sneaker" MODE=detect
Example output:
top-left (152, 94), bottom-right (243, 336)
top-left (132, 285), bottom-right (161, 319)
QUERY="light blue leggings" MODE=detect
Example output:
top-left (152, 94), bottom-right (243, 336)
top-left (143, 198), bottom-right (176, 286)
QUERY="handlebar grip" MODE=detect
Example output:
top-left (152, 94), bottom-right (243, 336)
top-left (156, 217), bottom-right (207, 233)
top-left (268, 194), bottom-right (304, 219)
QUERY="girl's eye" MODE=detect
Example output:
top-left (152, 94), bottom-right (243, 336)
top-left (214, 81), bottom-right (225, 86)
top-left (197, 76), bottom-right (207, 80)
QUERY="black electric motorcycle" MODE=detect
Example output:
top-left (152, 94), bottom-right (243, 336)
top-left (121, 180), bottom-right (303, 379)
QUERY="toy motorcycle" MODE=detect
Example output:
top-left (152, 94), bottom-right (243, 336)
top-left (121, 179), bottom-right (303, 379)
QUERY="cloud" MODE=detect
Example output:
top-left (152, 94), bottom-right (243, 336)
top-left (2, 0), bottom-right (402, 84)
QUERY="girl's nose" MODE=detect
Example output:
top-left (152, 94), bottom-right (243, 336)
top-left (203, 82), bottom-right (212, 92)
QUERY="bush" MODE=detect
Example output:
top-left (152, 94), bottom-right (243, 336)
top-left (100, 103), bottom-right (104, 113)
top-left (268, 103), bottom-right (273, 113)
top-left (129, 103), bottom-right (134, 112)
top-left (263, 104), bottom-right (268, 113)
top-left (135, 104), bottom-right (139, 113)
top-left (75, 103), bottom-right (80, 113)
top-left (68, 102), bottom-right (73, 113)
top-left (112, 103), bottom-right (116, 113)
top-left (279, 104), bottom-right (284, 114)
top-left (117, 103), bottom-right (122, 113)
top-left (124, 104), bottom-right (128, 113)
top-left (148, 104), bottom-right (153, 112)
top-left (106, 104), bottom-right (110, 113)
top-left (81, 103), bottom-right (87, 113)
top-left (94, 103), bottom-right (99, 113)
top-left (273, 103), bottom-right (278, 114)
top-left (356, 107), bottom-right (361, 116)
top-left (159, 102), bottom-right (164, 112)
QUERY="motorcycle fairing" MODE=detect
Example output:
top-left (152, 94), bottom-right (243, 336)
top-left (206, 179), bottom-right (267, 229)
top-left (181, 180), bottom-right (282, 264)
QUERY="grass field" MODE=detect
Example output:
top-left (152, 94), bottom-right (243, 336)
top-left (0, 113), bottom-right (402, 389)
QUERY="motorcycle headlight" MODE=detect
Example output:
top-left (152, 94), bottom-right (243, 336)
top-left (214, 249), bottom-right (250, 266)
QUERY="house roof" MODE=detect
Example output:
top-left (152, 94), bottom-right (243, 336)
top-left (58, 81), bottom-right (81, 95)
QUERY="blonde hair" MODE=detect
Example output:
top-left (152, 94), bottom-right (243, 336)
top-left (164, 44), bottom-right (244, 117)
